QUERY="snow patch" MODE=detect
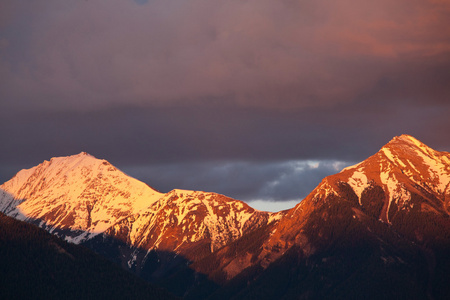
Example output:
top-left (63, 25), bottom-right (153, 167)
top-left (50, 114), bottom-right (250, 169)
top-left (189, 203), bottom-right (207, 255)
top-left (347, 169), bottom-right (368, 202)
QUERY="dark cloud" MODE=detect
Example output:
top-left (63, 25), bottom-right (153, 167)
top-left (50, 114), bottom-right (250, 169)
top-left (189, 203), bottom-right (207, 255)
top-left (1, 0), bottom-right (450, 208)
top-left (121, 160), bottom-right (351, 202)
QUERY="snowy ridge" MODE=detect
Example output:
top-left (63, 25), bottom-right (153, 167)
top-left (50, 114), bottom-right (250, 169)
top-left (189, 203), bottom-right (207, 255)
top-left (381, 136), bottom-right (450, 207)
top-left (381, 135), bottom-right (450, 193)
top-left (107, 189), bottom-right (272, 256)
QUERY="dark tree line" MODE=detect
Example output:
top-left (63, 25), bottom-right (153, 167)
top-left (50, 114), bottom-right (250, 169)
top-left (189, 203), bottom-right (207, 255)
top-left (0, 213), bottom-right (177, 300)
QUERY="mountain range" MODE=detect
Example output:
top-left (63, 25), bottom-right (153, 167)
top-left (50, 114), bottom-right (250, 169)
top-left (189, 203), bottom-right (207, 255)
top-left (1, 134), bottom-right (449, 299)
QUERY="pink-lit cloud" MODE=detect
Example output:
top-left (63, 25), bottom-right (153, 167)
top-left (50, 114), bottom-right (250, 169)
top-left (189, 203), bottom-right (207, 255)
top-left (2, 0), bottom-right (450, 111)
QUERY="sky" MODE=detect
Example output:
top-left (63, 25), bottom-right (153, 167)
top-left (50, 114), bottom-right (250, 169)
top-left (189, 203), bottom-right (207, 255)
top-left (1, 0), bottom-right (450, 211)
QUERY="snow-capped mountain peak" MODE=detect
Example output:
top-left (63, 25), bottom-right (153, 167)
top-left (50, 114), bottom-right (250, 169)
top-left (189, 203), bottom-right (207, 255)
top-left (0, 153), bottom-right (163, 243)
top-left (294, 134), bottom-right (450, 226)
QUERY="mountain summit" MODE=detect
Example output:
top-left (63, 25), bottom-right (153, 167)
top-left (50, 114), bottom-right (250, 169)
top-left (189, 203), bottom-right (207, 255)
top-left (0, 152), bottom-right (163, 243)
top-left (338, 134), bottom-right (450, 222)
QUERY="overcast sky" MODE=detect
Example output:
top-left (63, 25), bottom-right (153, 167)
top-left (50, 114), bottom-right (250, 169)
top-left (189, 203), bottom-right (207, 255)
top-left (1, 0), bottom-right (450, 211)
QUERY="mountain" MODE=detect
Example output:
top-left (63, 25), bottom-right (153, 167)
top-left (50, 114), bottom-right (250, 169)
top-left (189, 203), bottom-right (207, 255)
top-left (1, 135), bottom-right (449, 299)
top-left (0, 212), bottom-right (176, 300)
top-left (197, 135), bottom-right (450, 299)
top-left (263, 134), bottom-right (450, 261)
top-left (0, 152), bottom-right (279, 297)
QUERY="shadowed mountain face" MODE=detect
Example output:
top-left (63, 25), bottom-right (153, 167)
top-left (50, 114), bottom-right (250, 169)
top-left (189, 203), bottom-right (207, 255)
top-left (1, 135), bottom-right (450, 299)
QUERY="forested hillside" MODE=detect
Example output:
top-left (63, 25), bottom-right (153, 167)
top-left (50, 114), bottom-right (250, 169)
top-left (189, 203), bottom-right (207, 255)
top-left (0, 212), bottom-right (176, 300)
